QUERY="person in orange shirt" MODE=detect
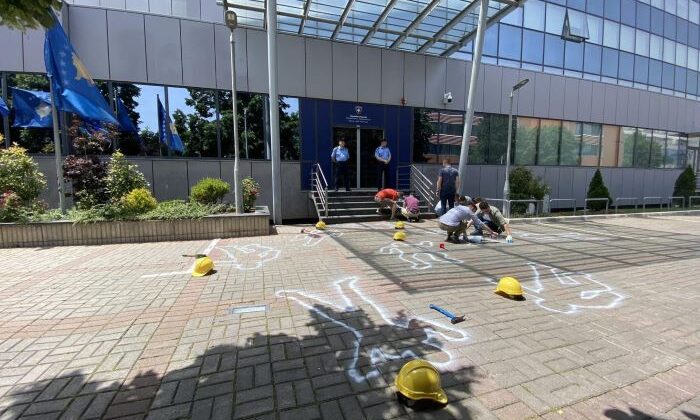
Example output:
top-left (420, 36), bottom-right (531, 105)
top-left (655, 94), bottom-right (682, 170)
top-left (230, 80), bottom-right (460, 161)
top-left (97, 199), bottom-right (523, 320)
top-left (374, 188), bottom-right (403, 220)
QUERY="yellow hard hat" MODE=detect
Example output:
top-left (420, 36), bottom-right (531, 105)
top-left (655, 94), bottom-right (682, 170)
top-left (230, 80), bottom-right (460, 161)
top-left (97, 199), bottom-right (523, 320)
top-left (395, 221), bottom-right (405, 229)
top-left (315, 220), bottom-right (326, 230)
top-left (393, 231), bottom-right (406, 241)
top-left (395, 359), bottom-right (448, 405)
top-left (495, 276), bottom-right (523, 297)
top-left (192, 257), bottom-right (214, 277)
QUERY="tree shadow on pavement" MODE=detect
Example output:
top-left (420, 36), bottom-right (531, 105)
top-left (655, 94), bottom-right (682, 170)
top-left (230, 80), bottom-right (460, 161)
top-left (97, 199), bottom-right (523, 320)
top-left (0, 304), bottom-right (480, 419)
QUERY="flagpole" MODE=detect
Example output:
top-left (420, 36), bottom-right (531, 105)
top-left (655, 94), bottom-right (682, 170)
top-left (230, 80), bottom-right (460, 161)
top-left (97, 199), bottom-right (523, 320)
top-left (1, 74), bottom-right (10, 147)
top-left (164, 87), bottom-right (172, 157)
top-left (157, 94), bottom-right (163, 157)
top-left (48, 77), bottom-right (65, 213)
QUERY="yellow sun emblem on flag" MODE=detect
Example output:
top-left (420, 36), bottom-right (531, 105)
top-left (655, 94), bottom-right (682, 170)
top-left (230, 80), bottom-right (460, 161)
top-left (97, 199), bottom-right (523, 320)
top-left (72, 53), bottom-right (95, 86)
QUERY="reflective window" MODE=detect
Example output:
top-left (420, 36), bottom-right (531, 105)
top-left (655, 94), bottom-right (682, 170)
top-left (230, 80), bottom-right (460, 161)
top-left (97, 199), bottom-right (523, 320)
top-left (652, 0), bottom-right (665, 9)
top-left (691, 0), bottom-right (700, 24)
top-left (621, 0), bottom-right (636, 25)
top-left (662, 62), bottom-right (676, 88)
top-left (581, 123), bottom-right (602, 166)
top-left (514, 117), bottom-right (539, 165)
top-left (649, 58), bottom-right (664, 85)
top-left (675, 66), bottom-right (687, 91)
top-left (502, 5), bottom-right (523, 25)
top-left (665, 0), bottom-right (677, 14)
top-left (635, 55), bottom-right (650, 82)
top-left (690, 47), bottom-right (699, 70)
top-left (602, 48), bottom-right (620, 77)
top-left (650, 34), bottom-right (664, 59)
top-left (499, 25), bottom-right (522, 60)
top-left (522, 30), bottom-right (545, 63)
top-left (7, 73), bottom-right (53, 154)
top-left (677, 17), bottom-right (689, 43)
top-left (584, 43), bottom-right (603, 73)
top-left (688, 69), bottom-right (699, 94)
top-left (620, 25), bottom-right (636, 52)
top-left (280, 96), bottom-right (300, 160)
top-left (650, 7), bottom-right (664, 36)
top-left (524, 0), bottom-right (546, 31)
top-left (560, 121), bottom-right (581, 165)
top-left (467, 113), bottom-right (508, 165)
top-left (619, 51), bottom-right (635, 80)
top-left (568, 0), bottom-right (586, 11)
top-left (587, 15), bottom-right (604, 43)
top-left (546, 3), bottom-right (566, 34)
top-left (637, 3), bottom-right (652, 31)
top-left (564, 9), bottom-right (590, 40)
top-left (665, 132), bottom-right (681, 167)
top-left (634, 128), bottom-right (653, 167)
top-left (636, 30), bottom-right (650, 55)
top-left (651, 130), bottom-right (667, 167)
top-left (565, 40), bottom-right (584, 70)
top-left (605, 0), bottom-right (621, 21)
top-left (587, 0), bottom-right (605, 16)
top-left (679, 0), bottom-right (690, 19)
top-left (618, 127), bottom-right (636, 167)
top-left (601, 125), bottom-right (620, 166)
top-left (665, 12), bottom-right (676, 39)
top-left (663, 38), bottom-right (676, 62)
top-left (676, 43), bottom-right (688, 66)
top-left (603, 20), bottom-right (620, 48)
top-left (544, 34), bottom-right (565, 67)
top-left (484, 25), bottom-right (499, 56)
top-left (689, 23), bottom-right (700, 48)
top-left (538, 120), bottom-right (561, 165)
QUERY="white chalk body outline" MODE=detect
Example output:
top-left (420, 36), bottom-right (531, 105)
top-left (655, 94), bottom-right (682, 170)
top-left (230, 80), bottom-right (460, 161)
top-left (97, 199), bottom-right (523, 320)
top-left (515, 231), bottom-right (609, 243)
top-left (486, 262), bottom-right (625, 314)
top-left (214, 243), bottom-right (281, 270)
top-left (290, 229), bottom-right (343, 247)
top-left (378, 241), bottom-right (463, 270)
top-left (276, 277), bottom-right (469, 383)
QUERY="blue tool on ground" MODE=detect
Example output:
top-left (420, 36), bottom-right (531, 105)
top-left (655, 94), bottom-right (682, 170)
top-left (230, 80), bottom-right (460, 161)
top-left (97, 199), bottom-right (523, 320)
top-left (429, 304), bottom-right (466, 324)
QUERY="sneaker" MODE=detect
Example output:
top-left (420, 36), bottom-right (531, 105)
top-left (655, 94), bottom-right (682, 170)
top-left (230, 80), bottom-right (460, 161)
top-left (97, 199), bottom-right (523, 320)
top-left (376, 209), bottom-right (381, 214)
top-left (445, 234), bottom-right (453, 242)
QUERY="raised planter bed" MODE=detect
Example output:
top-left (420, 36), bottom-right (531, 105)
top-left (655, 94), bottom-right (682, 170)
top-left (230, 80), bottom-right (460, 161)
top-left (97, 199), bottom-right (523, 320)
top-left (0, 206), bottom-right (269, 248)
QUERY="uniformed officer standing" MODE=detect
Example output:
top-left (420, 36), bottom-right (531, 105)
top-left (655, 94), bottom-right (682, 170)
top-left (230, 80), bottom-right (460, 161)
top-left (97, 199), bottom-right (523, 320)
top-left (375, 138), bottom-right (391, 190)
top-left (331, 138), bottom-right (351, 192)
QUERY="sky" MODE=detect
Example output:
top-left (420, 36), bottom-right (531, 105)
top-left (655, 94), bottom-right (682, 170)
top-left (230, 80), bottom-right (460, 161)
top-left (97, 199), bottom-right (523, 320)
top-left (133, 85), bottom-right (299, 133)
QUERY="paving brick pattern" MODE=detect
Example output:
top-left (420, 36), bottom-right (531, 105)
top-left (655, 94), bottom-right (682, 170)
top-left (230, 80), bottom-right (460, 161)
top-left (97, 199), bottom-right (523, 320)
top-left (0, 216), bottom-right (698, 419)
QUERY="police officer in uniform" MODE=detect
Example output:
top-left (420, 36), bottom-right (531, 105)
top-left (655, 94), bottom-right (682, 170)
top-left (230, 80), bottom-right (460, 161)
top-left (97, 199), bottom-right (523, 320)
top-left (375, 138), bottom-right (391, 190)
top-left (331, 138), bottom-right (351, 192)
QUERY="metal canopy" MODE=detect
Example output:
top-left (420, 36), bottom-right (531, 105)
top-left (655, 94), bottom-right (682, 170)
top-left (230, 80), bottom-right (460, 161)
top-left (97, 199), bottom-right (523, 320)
top-left (228, 0), bottom-right (522, 57)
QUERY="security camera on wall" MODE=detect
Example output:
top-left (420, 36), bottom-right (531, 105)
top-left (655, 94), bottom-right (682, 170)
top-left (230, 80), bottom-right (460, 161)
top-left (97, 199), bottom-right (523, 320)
top-left (443, 92), bottom-right (453, 105)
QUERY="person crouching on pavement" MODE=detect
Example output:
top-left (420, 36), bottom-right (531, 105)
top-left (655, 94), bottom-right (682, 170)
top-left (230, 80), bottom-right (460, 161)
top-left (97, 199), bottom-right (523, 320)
top-left (375, 188), bottom-right (403, 220)
top-left (470, 198), bottom-right (513, 243)
top-left (400, 192), bottom-right (420, 222)
top-left (439, 196), bottom-right (496, 243)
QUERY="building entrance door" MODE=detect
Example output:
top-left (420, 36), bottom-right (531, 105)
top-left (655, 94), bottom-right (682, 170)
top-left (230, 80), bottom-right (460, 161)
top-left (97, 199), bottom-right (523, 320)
top-left (332, 127), bottom-right (384, 189)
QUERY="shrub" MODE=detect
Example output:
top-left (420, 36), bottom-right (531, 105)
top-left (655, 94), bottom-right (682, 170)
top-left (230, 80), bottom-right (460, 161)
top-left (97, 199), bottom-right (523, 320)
top-left (63, 155), bottom-right (108, 208)
top-left (242, 177), bottom-right (260, 212)
top-left (105, 151), bottom-right (149, 202)
top-left (0, 191), bottom-right (25, 222)
top-left (191, 178), bottom-right (230, 205)
top-left (586, 169), bottom-right (613, 211)
top-left (673, 166), bottom-right (697, 204)
top-left (121, 188), bottom-right (157, 215)
top-left (143, 200), bottom-right (218, 220)
top-left (509, 167), bottom-right (551, 214)
top-left (0, 145), bottom-right (47, 202)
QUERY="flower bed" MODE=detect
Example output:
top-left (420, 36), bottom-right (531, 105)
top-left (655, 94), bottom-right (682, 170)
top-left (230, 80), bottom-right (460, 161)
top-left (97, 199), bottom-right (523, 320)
top-left (0, 206), bottom-right (269, 248)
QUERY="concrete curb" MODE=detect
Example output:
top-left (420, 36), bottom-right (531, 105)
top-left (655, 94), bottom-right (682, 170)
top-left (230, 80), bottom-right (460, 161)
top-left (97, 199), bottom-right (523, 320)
top-left (509, 209), bottom-right (700, 224)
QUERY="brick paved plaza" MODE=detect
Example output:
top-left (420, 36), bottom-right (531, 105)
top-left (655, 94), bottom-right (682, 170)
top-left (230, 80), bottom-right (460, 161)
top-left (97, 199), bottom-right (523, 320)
top-left (0, 215), bottom-right (698, 419)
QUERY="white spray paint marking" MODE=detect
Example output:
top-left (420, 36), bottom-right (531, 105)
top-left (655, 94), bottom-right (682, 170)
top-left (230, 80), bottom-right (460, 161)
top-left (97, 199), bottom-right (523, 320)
top-left (290, 229), bottom-right (343, 247)
top-left (515, 231), bottom-right (610, 243)
top-left (276, 277), bottom-right (469, 382)
top-left (485, 262), bottom-right (625, 314)
top-left (140, 238), bottom-right (220, 278)
top-left (378, 241), bottom-right (463, 270)
top-left (214, 244), bottom-right (281, 270)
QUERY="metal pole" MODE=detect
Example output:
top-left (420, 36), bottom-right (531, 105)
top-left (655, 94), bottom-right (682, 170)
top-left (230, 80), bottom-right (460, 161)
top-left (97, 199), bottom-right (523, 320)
top-left (503, 91), bottom-right (514, 218)
top-left (1, 73), bottom-right (10, 147)
top-left (457, 0), bottom-right (489, 196)
top-left (215, 91), bottom-right (222, 158)
top-left (164, 87), bottom-right (172, 157)
top-left (49, 77), bottom-right (65, 213)
top-left (108, 81), bottom-right (118, 152)
top-left (230, 30), bottom-right (243, 214)
top-left (244, 107), bottom-right (249, 159)
top-left (267, 0), bottom-right (283, 224)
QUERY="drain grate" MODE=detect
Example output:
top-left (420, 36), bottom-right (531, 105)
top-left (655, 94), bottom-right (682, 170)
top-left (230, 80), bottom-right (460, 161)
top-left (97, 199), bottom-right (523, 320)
top-left (229, 305), bottom-right (267, 314)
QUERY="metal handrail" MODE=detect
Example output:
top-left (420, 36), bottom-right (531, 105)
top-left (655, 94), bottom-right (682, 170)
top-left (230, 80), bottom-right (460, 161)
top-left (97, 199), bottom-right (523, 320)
top-left (508, 199), bottom-right (543, 217)
top-left (614, 197), bottom-right (638, 213)
top-left (583, 198), bottom-right (609, 215)
top-left (690, 196), bottom-right (700, 207)
top-left (396, 165), bottom-right (438, 210)
top-left (549, 198), bottom-right (577, 215)
top-left (311, 163), bottom-right (329, 219)
top-left (642, 196), bottom-right (664, 211)
top-left (668, 196), bottom-right (685, 208)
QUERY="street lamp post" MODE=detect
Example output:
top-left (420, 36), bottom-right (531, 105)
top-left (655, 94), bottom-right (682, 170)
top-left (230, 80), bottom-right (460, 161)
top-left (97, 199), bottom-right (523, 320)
top-left (503, 78), bottom-right (529, 218)
top-left (220, 0), bottom-right (243, 214)
top-left (243, 107), bottom-right (249, 159)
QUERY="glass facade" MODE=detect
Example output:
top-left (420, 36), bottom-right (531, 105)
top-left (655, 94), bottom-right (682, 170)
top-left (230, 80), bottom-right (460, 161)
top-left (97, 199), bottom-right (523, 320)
top-left (453, 0), bottom-right (700, 99)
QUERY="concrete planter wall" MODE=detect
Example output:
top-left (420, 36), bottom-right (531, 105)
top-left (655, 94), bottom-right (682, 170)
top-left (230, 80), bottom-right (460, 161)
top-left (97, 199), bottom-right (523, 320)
top-left (0, 207), bottom-right (269, 249)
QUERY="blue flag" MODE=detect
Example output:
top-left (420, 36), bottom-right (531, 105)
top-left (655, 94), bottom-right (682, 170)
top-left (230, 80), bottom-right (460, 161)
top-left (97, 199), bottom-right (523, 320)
top-left (157, 97), bottom-right (184, 153)
top-left (116, 97), bottom-right (138, 134)
top-left (44, 15), bottom-right (117, 125)
top-left (11, 88), bottom-right (53, 128)
top-left (0, 97), bottom-right (9, 117)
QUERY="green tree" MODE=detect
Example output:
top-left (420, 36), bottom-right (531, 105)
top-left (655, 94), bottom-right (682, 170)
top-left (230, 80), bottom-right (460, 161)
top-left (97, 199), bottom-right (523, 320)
top-left (673, 166), bottom-right (697, 204)
top-left (509, 166), bottom-right (551, 214)
top-left (0, 0), bottom-right (61, 30)
top-left (586, 169), bottom-right (613, 211)
top-left (412, 109), bottom-right (434, 162)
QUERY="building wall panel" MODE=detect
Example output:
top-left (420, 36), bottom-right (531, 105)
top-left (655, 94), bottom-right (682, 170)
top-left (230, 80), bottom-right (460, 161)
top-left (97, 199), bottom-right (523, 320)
top-left (562, 78), bottom-right (578, 121)
top-left (68, 7), bottom-right (110, 80)
top-left (445, 59), bottom-right (467, 111)
top-left (533, 72), bottom-right (550, 119)
top-left (482, 65), bottom-right (502, 113)
top-left (22, 29), bottom-right (46, 73)
top-left (306, 38), bottom-right (333, 100)
top-left (0, 27), bottom-right (24, 72)
top-left (278, 34), bottom-right (305, 97)
top-left (144, 15), bottom-right (183, 86)
top-left (246, 29), bottom-right (269, 93)
top-left (358, 47), bottom-right (382, 103)
top-left (515, 69), bottom-right (536, 117)
top-left (107, 10), bottom-right (147, 83)
top-left (425, 56), bottom-right (446, 109)
top-left (404, 53), bottom-right (426, 107)
top-left (332, 42), bottom-right (358, 102)
top-left (548, 75), bottom-right (565, 120)
top-left (602, 84), bottom-right (617, 124)
top-left (577, 80), bottom-right (592, 122)
top-left (181, 20), bottom-right (216, 88)
top-left (214, 26), bottom-right (248, 91)
top-left (500, 67), bottom-right (520, 115)
top-left (381, 50), bottom-right (404, 105)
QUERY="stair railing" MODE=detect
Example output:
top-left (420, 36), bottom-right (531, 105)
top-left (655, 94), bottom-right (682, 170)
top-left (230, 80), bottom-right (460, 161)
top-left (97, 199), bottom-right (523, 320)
top-left (396, 165), bottom-right (437, 210)
top-left (311, 163), bottom-right (329, 219)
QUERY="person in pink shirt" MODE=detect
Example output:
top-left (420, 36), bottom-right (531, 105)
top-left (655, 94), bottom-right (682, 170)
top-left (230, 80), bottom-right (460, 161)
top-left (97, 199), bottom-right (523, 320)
top-left (400, 193), bottom-right (420, 222)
